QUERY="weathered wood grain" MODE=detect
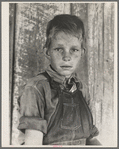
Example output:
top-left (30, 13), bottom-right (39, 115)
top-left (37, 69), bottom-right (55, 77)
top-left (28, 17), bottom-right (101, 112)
top-left (111, 3), bottom-right (114, 115)
top-left (87, 3), bottom-right (95, 118)
top-left (9, 3), bottom-right (16, 144)
top-left (87, 3), bottom-right (115, 146)
top-left (95, 3), bottom-right (104, 134)
top-left (101, 3), bottom-right (114, 146)
top-left (93, 3), bottom-right (99, 127)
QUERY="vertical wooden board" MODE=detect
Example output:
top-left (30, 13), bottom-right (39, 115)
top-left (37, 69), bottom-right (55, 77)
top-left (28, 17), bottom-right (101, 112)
top-left (71, 3), bottom-right (88, 87)
top-left (111, 3), bottom-right (114, 115)
top-left (95, 3), bottom-right (104, 140)
top-left (11, 3), bottom-right (70, 145)
top-left (71, 3), bottom-right (87, 25)
top-left (62, 3), bottom-right (71, 14)
top-left (9, 3), bottom-right (14, 112)
top-left (102, 3), bottom-right (114, 146)
top-left (87, 3), bottom-right (95, 120)
top-left (93, 4), bottom-right (98, 126)
top-left (9, 3), bottom-right (16, 144)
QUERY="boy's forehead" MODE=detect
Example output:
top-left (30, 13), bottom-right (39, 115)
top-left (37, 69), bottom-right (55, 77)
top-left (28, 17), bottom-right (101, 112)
top-left (53, 31), bottom-right (82, 41)
top-left (51, 32), bottom-right (81, 47)
top-left (52, 32), bottom-right (82, 44)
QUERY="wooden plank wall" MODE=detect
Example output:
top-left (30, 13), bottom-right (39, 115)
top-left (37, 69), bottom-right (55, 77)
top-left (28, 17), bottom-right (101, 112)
top-left (10, 3), bottom-right (115, 146)
top-left (87, 3), bottom-right (115, 146)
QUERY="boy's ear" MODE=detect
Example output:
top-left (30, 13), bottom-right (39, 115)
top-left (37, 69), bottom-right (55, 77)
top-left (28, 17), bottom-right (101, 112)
top-left (81, 42), bottom-right (86, 56)
top-left (44, 47), bottom-right (51, 59)
top-left (81, 47), bottom-right (85, 56)
top-left (81, 37), bottom-right (86, 56)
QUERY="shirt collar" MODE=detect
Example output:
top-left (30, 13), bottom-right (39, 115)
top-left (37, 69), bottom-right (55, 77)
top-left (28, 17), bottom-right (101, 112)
top-left (45, 65), bottom-right (80, 86)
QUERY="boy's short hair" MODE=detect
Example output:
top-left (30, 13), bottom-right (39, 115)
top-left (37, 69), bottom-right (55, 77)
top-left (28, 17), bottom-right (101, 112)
top-left (44, 14), bottom-right (85, 49)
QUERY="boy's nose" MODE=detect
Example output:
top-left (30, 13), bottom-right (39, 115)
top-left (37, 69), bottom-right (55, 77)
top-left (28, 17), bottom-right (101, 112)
top-left (62, 56), bottom-right (71, 61)
top-left (62, 52), bottom-right (71, 61)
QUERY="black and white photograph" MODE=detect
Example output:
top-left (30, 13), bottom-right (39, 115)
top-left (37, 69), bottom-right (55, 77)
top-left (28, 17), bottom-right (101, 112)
top-left (2, 1), bottom-right (117, 147)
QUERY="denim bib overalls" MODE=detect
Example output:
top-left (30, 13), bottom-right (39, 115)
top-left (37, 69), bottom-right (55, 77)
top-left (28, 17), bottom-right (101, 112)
top-left (42, 72), bottom-right (94, 145)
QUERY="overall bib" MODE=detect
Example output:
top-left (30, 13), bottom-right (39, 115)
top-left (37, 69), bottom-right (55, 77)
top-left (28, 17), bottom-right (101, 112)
top-left (42, 72), bottom-right (93, 145)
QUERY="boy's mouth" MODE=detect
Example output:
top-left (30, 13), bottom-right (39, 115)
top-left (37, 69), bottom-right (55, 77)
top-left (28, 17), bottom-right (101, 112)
top-left (60, 66), bottom-right (72, 70)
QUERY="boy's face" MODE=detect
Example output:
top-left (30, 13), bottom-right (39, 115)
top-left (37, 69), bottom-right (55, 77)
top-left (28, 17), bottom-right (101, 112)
top-left (47, 32), bottom-right (83, 78)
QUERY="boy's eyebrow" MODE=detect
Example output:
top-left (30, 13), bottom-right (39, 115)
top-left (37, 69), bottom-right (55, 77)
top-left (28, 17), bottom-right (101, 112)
top-left (54, 44), bottom-right (80, 48)
top-left (71, 46), bottom-right (80, 48)
top-left (56, 44), bottom-right (64, 47)
top-left (51, 44), bottom-right (64, 48)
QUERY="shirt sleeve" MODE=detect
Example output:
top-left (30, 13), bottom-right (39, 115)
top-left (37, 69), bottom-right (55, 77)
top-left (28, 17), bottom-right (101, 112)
top-left (17, 85), bottom-right (47, 135)
top-left (89, 125), bottom-right (99, 139)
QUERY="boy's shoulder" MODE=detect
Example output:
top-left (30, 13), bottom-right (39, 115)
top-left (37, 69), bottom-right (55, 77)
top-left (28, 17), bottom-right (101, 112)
top-left (18, 72), bottom-right (50, 100)
top-left (25, 71), bottom-right (49, 87)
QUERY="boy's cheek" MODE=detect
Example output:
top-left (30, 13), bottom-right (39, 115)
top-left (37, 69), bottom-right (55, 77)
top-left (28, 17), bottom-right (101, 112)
top-left (73, 55), bottom-right (81, 61)
top-left (74, 55), bottom-right (79, 58)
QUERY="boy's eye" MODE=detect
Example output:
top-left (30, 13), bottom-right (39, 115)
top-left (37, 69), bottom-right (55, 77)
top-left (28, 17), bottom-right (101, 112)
top-left (71, 48), bottom-right (79, 52)
top-left (54, 48), bottom-right (63, 52)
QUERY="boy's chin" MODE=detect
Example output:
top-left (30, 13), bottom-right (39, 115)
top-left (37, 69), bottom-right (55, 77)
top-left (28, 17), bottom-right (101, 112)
top-left (58, 72), bottom-right (73, 78)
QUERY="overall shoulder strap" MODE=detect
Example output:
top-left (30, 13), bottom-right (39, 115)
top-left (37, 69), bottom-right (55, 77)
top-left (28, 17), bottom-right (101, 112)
top-left (40, 71), bottom-right (51, 83)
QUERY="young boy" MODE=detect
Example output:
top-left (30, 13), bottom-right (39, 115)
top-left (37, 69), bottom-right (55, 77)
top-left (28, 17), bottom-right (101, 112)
top-left (18, 14), bottom-right (101, 145)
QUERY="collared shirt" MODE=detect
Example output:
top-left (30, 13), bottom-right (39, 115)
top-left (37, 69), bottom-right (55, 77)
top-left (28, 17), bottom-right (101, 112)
top-left (18, 65), bottom-right (99, 145)
top-left (45, 65), bottom-right (90, 104)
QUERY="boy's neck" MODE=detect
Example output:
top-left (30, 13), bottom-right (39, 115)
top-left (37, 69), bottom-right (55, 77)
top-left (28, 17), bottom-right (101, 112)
top-left (50, 65), bottom-right (72, 79)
